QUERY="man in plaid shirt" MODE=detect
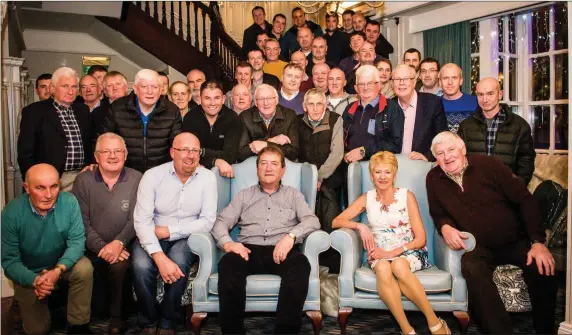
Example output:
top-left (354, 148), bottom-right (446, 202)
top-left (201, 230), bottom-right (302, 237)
top-left (458, 77), bottom-right (536, 185)
top-left (18, 67), bottom-right (93, 191)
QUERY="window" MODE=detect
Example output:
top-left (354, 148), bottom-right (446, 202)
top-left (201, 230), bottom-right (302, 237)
top-left (472, 2), bottom-right (568, 151)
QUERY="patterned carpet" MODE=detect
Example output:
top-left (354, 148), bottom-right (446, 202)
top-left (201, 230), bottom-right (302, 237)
top-left (8, 281), bottom-right (566, 334)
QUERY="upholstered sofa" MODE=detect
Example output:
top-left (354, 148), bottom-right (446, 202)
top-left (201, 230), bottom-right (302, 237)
top-left (188, 157), bottom-right (330, 334)
top-left (330, 155), bottom-right (476, 334)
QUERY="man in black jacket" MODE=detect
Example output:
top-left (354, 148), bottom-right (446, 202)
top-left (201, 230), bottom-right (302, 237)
top-left (100, 69), bottom-right (182, 173)
top-left (280, 7), bottom-right (323, 61)
top-left (18, 67), bottom-right (93, 191)
top-left (183, 80), bottom-right (243, 178)
top-left (242, 6), bottom-right (273, 58)
top-left (393, 64), bottom-right (447, 162)
top-left (458, 77), bottom-right (536, 185)
top-left (237, 84), bottom-right (299, 162)
top-left (324, 12), bottom-right (352, 66)
top-left (365, 20), bottom-right (394, 59)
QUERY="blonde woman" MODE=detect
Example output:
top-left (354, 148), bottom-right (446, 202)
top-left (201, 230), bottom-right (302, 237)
top-left (375, 58), bottom-right (396, 99)
top-left (333, 152), bottom-right (450, 335)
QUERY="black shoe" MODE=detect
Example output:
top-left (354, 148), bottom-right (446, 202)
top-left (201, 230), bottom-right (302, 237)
top-left (67, 323), bottom-right (94, 334)
top-left (108, 317), bottom-right (127, 334)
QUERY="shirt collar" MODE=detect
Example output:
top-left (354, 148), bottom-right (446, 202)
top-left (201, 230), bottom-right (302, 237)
top-left (94, 167), bottom-right (128, 184)
top-left (29, 196), bottom-right (56, 218)
top-left (280, 88), bottom-right (299, 100)
top-left (359, 95), bottom-right (380, 109)
top-left (53, 100), bottom-right (73, 113)
top-left (169, 161), bottom-right (199, 184)
top-left (443, 159), bottom-right (469, 181)
top-left (398, 90), bottom-right (417, 110)
top-left (257, 181), bottom-right (283, 194)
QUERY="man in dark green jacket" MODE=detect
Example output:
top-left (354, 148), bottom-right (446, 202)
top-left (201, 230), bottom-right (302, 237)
top-left (458, 77), bottom-right (536, 185)
top-left (1, 164), bottom-right (93, 334)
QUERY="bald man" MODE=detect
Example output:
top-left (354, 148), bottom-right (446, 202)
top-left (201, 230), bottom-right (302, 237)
top-left (280, 6), bottom-right (323, 61)
top-left (132, 133), bottom-right (217, 334)
top-left (439, 63), bottom-right (478, 133)
top-left (2, 163), bottom-right (93, 334)
top-left (458, 77), bottom-right (535, 185)
top-left (101, 69), bottom-right (182, 173)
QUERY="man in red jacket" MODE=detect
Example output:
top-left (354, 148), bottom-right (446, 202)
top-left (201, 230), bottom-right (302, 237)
top-left (426, 131), bottom-right (557, 334)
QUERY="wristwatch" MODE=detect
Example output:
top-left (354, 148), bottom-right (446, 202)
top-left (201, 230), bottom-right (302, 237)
top-left (287, 232), bottom-right (296, 241)
top-left (53, 264), bottom-right (66, 274)
top-left (359, 147), bottom-right (365, 158)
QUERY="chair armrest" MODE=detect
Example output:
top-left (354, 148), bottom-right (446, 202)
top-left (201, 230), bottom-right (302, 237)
top-left (347, 162), bottom-right (363, 204)
top-left (188, 233), bottom-right (218, 303)
top-left (212, 166), bottom-right (231, 212)
top-left (433, 230), bottom-right (476, 303)
top-left (300, 162), bottom-right (318, 211)
top-left (300, 230), bottom-right (330, 303)
top-left (331, 228), bottom-right (362, 299)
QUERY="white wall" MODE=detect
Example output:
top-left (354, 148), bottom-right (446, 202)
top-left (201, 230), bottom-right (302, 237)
top-left (41, 1), bottom-right (123, 18)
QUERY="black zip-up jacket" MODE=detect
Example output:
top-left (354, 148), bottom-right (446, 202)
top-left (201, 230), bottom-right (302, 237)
top-left (182, 105), bottom-right (243, 168)
top-left (100, 92), bottom-right (182, 173)
top-left (237, 105), bottom-right (299, 162)
top-left (457, 103), bottom-right (536, 185)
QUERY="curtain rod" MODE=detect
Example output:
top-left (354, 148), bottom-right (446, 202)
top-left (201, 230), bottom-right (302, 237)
top-left (470, 1), bottom-right (553, 22)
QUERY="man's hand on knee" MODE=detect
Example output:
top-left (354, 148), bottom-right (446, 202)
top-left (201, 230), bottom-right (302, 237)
top-left (152, 252), bottom-right (185, 284)
top-left (223, 242), bottom-right (251, 261)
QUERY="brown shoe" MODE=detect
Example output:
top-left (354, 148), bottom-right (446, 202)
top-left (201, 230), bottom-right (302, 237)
top-left (108, 317), bottom-right (127, 334)
top-left (157, 328), bottom-right (176, 335)
top-left (142, 327), bottom-right (157, 335)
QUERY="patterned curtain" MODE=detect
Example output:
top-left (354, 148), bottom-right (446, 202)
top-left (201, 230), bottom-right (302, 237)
top-left (423, 21), bottom-right (471, 94)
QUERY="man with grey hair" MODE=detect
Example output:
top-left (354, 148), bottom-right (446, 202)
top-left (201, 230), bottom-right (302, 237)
top-left (18, 66), bottom-right (93, 191)
top-left (227, 83), bottom-right (253, 114)
top-left (393, 63), bottom-right (447, 162)
top-left (101, 69), bottom-right (182, 173)
top-left (187, 69), bottom-right (206, 108)
top-left (298, 88), bottom-right (344, 233)
top-left (237, 83), bottom-right (299, 162)
top-left (71, 133), bottom-right (142, 334)
top-left (92, 71), bottom-right (130, 134)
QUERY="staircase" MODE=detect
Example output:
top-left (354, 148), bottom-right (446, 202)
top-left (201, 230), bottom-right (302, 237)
top-left (96, 1), bottom-right (242, 89)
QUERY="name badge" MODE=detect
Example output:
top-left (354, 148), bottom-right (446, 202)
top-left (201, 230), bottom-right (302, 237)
top-left (367, 119), bottom-right (376, 135)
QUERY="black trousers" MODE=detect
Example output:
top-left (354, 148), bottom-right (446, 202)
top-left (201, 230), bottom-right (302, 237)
top-left (86, 248), bottom-right (133, 320)
top-left (218, 244), bottom-right (311, 334)
top-left (461, 240), bottom-right (558, 334)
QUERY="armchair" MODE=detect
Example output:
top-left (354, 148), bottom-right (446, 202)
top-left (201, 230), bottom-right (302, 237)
top-left (188, 157), bottom-right (330, 334)
top-left (330, 155), bottom-right (476, 334)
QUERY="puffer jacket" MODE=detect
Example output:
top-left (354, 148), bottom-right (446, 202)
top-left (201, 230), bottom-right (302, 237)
top-left (100, 92), bottom-right (182, 172)
top-left (457, 103), bottom-right (536, 185)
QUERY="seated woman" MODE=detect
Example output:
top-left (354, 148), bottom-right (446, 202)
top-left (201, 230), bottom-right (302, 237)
top-left (332, 151), bottom-right (450, 335)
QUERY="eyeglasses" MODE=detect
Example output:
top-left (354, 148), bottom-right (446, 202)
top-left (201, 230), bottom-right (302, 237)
top-left (356, 81), bottom-right (379, 89)
top-left (172, 148), bottom-right (201, 155)
top-left (392, 77), bottom-right (416, 83)
top-left (96, 149), bottom-right (126, 156)
top-left (256, 97), bottom-right (276, 103)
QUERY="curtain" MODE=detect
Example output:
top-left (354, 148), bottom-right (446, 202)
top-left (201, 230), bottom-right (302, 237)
top-left (423, 21), bottom-right (471, 94)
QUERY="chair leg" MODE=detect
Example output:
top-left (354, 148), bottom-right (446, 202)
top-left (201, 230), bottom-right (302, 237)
top-left (453, 311), bottom-right (470, 334)
top-left (338, 307), bottom-right (353, 334)
top-left (306, 310), bottom-right (322, 335)
top-left (191, 312), bottom-right (207, 335)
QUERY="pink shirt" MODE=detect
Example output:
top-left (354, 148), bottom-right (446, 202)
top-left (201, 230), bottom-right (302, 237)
top-left (399, 91), bottom-right (418, 154)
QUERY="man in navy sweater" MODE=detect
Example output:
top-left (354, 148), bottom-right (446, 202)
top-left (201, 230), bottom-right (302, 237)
top-left (278, 64), bottom-right (305, 115)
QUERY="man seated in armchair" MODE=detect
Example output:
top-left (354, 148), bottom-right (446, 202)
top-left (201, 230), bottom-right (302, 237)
top-left (211, 146), bottom-right (321, 334)
top-left (426, 131), bottom-right (558, 334)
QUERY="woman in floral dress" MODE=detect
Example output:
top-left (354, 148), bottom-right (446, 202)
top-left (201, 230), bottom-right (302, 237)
top-left (333, 152), bottom-right (450, 335)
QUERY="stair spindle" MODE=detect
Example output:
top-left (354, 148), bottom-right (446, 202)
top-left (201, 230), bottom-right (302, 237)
top-left (162, 2), bottom-right (167, 27)
top-left (201, 11), bottom-right (207, 55)
top-left (153, 1), bottom-right (158, 20)
top-left (186, 1), bottom-right (191, 44)
top-left (170, 2), bottom-right (175, 33)
top-left (194, 4), bottom-right (199, 49)
top-left (178, 1), bottom-right (183, 37)
top-left (144, 1), bottom-right (149, 15)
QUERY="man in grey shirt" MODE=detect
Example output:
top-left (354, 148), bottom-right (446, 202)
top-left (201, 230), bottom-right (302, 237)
top-left (211, 146), bottom-right (320, 335)
top-left (71, 133), bottom-right (143, 334)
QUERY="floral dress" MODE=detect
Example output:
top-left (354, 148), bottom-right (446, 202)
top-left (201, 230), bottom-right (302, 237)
top-left (366, 188), bottom-right (430, 272)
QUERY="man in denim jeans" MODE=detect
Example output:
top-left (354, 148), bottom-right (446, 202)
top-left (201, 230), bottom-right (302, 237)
top-left (132, 133), bottom-right (218, 335)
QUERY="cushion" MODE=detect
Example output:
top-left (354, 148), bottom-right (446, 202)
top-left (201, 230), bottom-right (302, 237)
top-left (319, 266), bottom-right (339, 317)
top-left (493, 264), bottom-right (532, 312)
top-left (354, 266), bottom-right (452, 294)
top-left (208, 273), bottom-right (282, 297)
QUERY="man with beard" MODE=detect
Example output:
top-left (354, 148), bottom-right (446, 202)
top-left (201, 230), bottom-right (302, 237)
top-left (186, 69), bottom-right (206, 108)
top-left (132, 133), bottom-right (217, 335)
top-left (248, 49), bottom-right (280, 90)
top-left (323, 12), bottom-right (352, 66)
top-left (237, 84), bottom-right (299, 162)
top-left (184, 80), bottom-right (243, 178)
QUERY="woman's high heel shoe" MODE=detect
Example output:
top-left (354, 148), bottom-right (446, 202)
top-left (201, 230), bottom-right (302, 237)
top-left (429, 318), bottom-right (451, 335)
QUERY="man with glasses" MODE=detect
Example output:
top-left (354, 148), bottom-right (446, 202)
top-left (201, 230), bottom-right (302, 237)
top-left (184, 80), bottom-right (243, 178)
top-left (237, 84), bottom-right (299, 162)
top-left (418, 57), bottom-right (443, 96)
top-left (71, 133), bottom-right (142, 334)
top-left (393, 64), bottom-right (447, 162)
top-left (101, 69), bottom-right (182, 173)
top-left (439, 63), bottom-right (478, 133)
top-left (132, 132), bottom-right (217, 335)
top-left (186, 69), bottom-right (206, 108)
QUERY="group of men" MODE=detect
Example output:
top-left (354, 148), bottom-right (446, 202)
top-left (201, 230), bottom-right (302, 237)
top-left (1, 5), bottom-right (557, 335)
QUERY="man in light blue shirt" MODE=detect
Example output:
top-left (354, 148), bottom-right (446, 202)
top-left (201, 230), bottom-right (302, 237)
top-left (132, 132), bottom-right (217, 335)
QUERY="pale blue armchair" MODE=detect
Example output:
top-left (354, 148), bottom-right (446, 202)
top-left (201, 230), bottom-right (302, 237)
top-left (330, 155), bottom-right (476, 334)
top-left (188, 157), bottom-right (330, 334)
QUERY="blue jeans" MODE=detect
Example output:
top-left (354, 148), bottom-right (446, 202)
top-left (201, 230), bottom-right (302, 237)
top-left (132, 238), bottom-right (194, 329)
